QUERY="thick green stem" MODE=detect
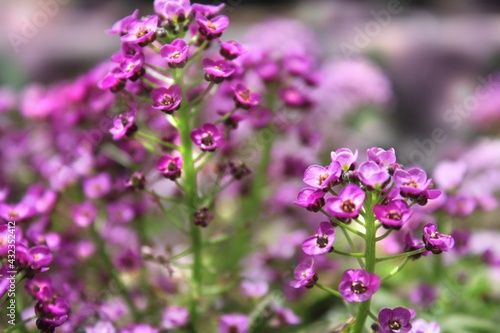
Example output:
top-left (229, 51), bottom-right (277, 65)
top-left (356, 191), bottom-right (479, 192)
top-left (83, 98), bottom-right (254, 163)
top-left (352, 193), bottom-right (377, 333)
top-left (177, 82), bottom-right (202, 332)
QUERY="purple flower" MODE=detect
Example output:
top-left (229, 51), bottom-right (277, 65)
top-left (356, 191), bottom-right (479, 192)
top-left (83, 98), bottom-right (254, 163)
top-left (157, 155), bottom-right (182, 180)
top-left (193, 207), bottom-right (213, 227)
top-left (161, 39), bottom-right (189, 68)
top-left (367, 147), bottom-right (397, 170)
top-left (121, 15), bottom-right (158, 46)
top-left (240, 280), bottom-right (268, 298)
top-left (191, 123), bottom-right (223, 151)
top-left (35, 296), bottom-right (70, 330)
top-left (25, 276), bottom-right (54, 302)
top-left (219, 314), bottom-right (249, 333)
top-left (18, 245), bottom-right (53, 271)
top-left (110, 109), bottom-right (138, 140)
top-left (107, 9), bottom-right (139, 35)
top-left (302, 222), bottom-right (335, 255)
top-left (289, 258), bottom-right (317, 289)
top-left (255, 60), bottom-right (279, 82)
top-left (338, 269), bottom-right (380, 302)
top-left (331, 148), bottom-right (358, 171)
top-left (220, 40), bottom-right (244, 60)
top-left (162, 305), bottom-right (189, 329)
top-left (269, 304), bottom-right (301, 327)
top-left (151, 85), bottom-right (182, 114)
top-left (83, 173), bottom-right (112, 199)
top-left (98, 68), bottom-right (126, 92)
top-left (126, 171), bottom-right (146, 191)
top-left (444, 194), bottom-right (476, 217)
top-left (374, 200), bottom-right (413, 230)
top-left (433, 160), bottom-right (467, 192)
top-left (358, 161), bottom-right (390, 190)
top-left (72, 201), bottom-right (98, 227)
top-left (192, 3), bottom-right (225, 17)
top-left (325, 184), bottom-right (365, 220)
top-left (422, 223), bottom-right (454, 254)
top-left (404, 233), bottom-right (428, 259)
top-left (122, 324), bottom-right (159, 333)
top-left (303, 162), bottom-right (342, 190)
top-left (233, 83), bottom-right (261, 109)
top-left (202, 58), bottom-right (235, 83)
top-left (115, 52), bottom-right (145, 81)
top-left (196, 14), bottom-right (229, 39)
top-left (411, 319), bottom-right (440, 333)
top-left (279, 86), bottom-right (312, 108)
top-left (283, 54), bottom-right (313, 77)
top-left (293, 188), bottom-right (325, 212)
top-left (155, 0), bottom-right (191, 22)
top-left (378, 307), bottom-right (412, 333)
top-left (0, 202), bottom-right (33, 221)
top-left (409, 284), bottom-right (438, 308)
top-left (394, 168), bottom-right (441, 203)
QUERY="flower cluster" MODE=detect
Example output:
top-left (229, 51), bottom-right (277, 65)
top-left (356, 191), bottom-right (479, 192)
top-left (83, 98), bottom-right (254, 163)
top-left (291, 147), bottom-right (454, 330)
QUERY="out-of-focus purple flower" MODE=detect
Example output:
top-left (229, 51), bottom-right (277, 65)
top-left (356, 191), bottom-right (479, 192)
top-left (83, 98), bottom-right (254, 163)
top-left (358, 161), bottom-right (390, 190)
top-left (289, 258), bottom-right (317, 289)
top-left (279, 86), bottom-right (312, 108)
top-left (409, 284), bottom-right (438, 308)
top-left (107, 201), bottom-right (135, 224)
top-left (25, 276), bottom-right (54, 302)
top-left (433, 160), bottom-right (467, 192)
top-left (378, 307), bottom-right (412, 333)
top-left (0, 202), bottom-right (34, 222)
top-left (193, 207), bottom-right (213, 227)
top-left (394, 168), bottom-right (441, 203)
top-left (162, 305), bottom-right (189, 329)
top-left (83, 173), bottom-right (112, 199)
top-left (110, 109), bottom-right (138, 140)
top-left (192, 3), bottom-right (225, 17)
top-left (422, 223), bottom-right (454, 254)
top-left (85, 320), bottom-right (115, 333)
top-left (202, 58), bottom-right (235, 83)
top-left (161, 39), bottom-right (189, 68)
top-left (157, 154), bottom-right (182, 180)
top-left (303, 162), bottom-right (342, 191)
top-left (411, 319), bottom-right (440, 333)
top-left (338, 269), bottom-right (380, 302)
top-left (374, 200), bottom-right (413, 230)
top-left (151, 85), bottom-right (182, 114)
top-left (196, 14), bottom-right (229, 39)
top-left (155, 0), bottom-right (191, 22)
top-left (35, 296), bottom-right (70, 330)
top-left (219, 314), bottom-right (249, 333)
top-left (302, 222), bottom-right (335, 255)
top-left (220, 40), bottom-right (244, 60)
top-left (283, 54), bottom-right (313, 77)
top-left (233, 83), bottom-right (261, 109)
top-left (240, 280), bottom-right (269, 298)
top-left (325, 184), bottom-right (365, 220)
top-left (444, 194), bottom-right (476, 217)
top-left (269, 304), bottom-right (301, 327)
top-left (293, 188), bottom-right (325, 212)
top-left (191, 123), bottom-right (223, 151)
top-left (72, 201), bottom-right (98, 227)
top-left (0, 88), bottom-right (16, 112)
top-left (107, 9), bottom-right (139, 35)
top-left (367, 147), bottom-right (397, 170)
top-left (255, 60), bottom-right (280, 82)
top-left (331, 148), bottom-right (358, 171)
top-left (121, 15), bottom-right (158, 46)
top-left (450, 228), bottom-right (471, 255)
top-left (404, 233), bottom-right (428, 259)
top-left (26, 245), bottom-right (53, 270)
top-left (99, 68), bottom-right (126, 92)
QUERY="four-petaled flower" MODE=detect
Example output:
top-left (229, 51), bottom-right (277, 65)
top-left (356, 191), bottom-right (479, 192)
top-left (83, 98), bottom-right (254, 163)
top-left (374, 200), bottom-right (413, 230)
top-left (196, 14), bottom-right (229, 39)
top-left (190, 123), bottom-right (223, 151)
top-left (303, 162), bottom-right (342, 191)
top-left (422, 222), bottom-right (454, 254)
top-left (157, 155), bottom-right (183, 180)
top-left (301, 222), bottom-right (335, 255)
top-left (325, 184), bottom-right (365, 220)
top-left (233, 83), bottom-right (261, 109)
top-left (289, 258), bottom-right (317, 289)
top-left (338, 269), bottom-right (380, 302)
top-left (378, 307), bottom-right (413, 333)
top-left (161, 38), bottom-right (189, 68)
top-left (151, 85), bottom-right (182, 114)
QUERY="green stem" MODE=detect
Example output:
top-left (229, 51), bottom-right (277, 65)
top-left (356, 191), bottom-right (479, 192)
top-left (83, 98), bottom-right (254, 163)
top-left (186, 81), bottom-right (215, 110)
top-left (89, 224), bottom-right (141, 321)
top-left (176, 69), bottom-right (202, 332)
top-left (375, 229), bottom-right (393, 242)
top-left (214, 106), bottom-right (238, 125)
top-left (316, 283), bottom-right (343, 298)
top-left (332, 249), bottom-right (365, 258)
top-left (352, 193), bottom-right (377, 333)
top-left (376, 248), bottom-right (426, 262)
top-left (382, 257), bottom-right (411, 282)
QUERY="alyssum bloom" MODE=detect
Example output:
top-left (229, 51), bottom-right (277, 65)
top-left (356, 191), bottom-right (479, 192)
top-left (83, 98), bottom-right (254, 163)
top-left (157, 154), bottom-right (182, 180)
top-left (338, 269), bottom-right (380, 302)
top-left (161, 38), bottom-right (189, 68)
top-left (378, 307), bottom-right (413, 333)
top-left (422, 222), bottom-right (454, 254)
top-left (325, 184), bottom-right (365, 220)
top-left (293, 188), bottom-right (325, 212)
top-left (289, 258), bottom-right (317, 289)
top-left (190, 123), bottom-right (223, 151)
top-left (151, 85), bottom-right (182, 114)
top-left (303, 161), bottom-right (342, 191)
top-left (301, 222), bottom-right (335, 255)
top-left (374, 199), bottom-right (413, 230)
